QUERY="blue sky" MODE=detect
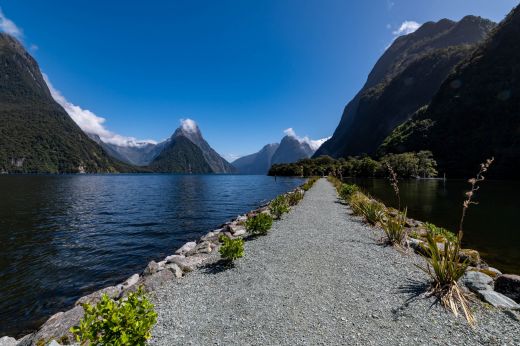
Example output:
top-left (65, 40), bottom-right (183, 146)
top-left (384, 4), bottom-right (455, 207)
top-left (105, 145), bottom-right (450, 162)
top-left (0, 1), bottom-right (517, 160)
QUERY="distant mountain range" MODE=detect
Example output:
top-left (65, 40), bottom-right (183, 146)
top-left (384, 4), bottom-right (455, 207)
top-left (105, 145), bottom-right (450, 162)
top-left (0, 33), bottom-right (129, 173)
top-left (233, 133), bottom-right (327, 174)
top-left (379, 5), bottom-right (520, 178)
top-left (315, 15), bottom-right (496, 159)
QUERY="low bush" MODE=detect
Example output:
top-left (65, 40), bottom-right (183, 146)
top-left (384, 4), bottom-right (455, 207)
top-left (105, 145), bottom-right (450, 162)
top-left (338, 183), bottom-right (359, 200)
top-left (382, 208), bottom-right (407, 246)
top-left (71, 287), bottom-right (157, 345)
top-left (269, 195), bottom-right (290, 219)
top-left (287, 190), bottom-right (304, 206)
top-left (424, 222), bottom-right (457, 243)
top-left (350, 193), bottom-right (386, 225)
top-left (246, 213), bottom-right (273, 236)
top-left (219, 235), bottom-right (244, 261)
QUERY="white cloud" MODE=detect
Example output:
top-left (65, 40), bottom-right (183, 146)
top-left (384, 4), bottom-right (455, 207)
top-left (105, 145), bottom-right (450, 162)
top-left (180, 118), bottom-right (199, 133)
top-left (393, 21), bottom-right (421, 36)
top-left (43, 74), bottom-right (156, 147)
top-left (30, 44), bottom-right (38, 51)
top-left (283, 128), bottom-right (331, 152)
top-left (0, 7), bottom-right (22, 39)
top-left (225, 153), bottom-right (241, 162)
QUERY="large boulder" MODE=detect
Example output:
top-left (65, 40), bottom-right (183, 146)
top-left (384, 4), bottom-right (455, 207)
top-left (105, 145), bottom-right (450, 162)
top-left (143, 260), bottom-right (160, 276)
top-left (18, 306), bottom-right (84, 346)
top-left (167, 254), bottom-right (210, 272)
top-left (75, 285), bottom-right (121, 306)
top-left (495, 274), bottom-right (520, 303)
top-left (0, 336), bottom-right (17, 346)
top-left (462, 271), bottom-right (493, 293)
top-left (139, 269), bottom-right (175, 292)
top-left (185, 241), bottom-right (213, 256)
top-left (175, 241), bottom-right (197, 255)
top-left (477, 290), bottom-right (520, 309)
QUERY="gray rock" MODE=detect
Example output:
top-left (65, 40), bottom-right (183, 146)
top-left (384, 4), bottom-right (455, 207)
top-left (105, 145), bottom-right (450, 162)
top-left (157, 260), bottom-right (167, 271)
top-left (201, 230), bottom-right (222, 242)
top-left (478, 290), bottom-right (520, 309)
top-left (462, 271), bottom-right (494, 292)
top-left (165, 254), bottom-right (185, 263)
top-left (140, 269), bottom-right (175, 292)
top-left (168, 254), bottom-right (210, 272)
top-left (236, 215), bottom-right (248, 223)
top-left (495, 274), bottom-right (520, 302)
top-left (232, 228), bottom-right (247, 237)
top-left (175, 241), bottom-right (197, 255)
top-left (185, 241), bottom-right (212, 256)
top-left (48, 341), bottom-right (63, 346)
top-left (406, 238), bottom-right (428, 256)
top-left (485, 267), bottom-right (502, 277)
top-left (165, 263), bottom-right (183, 278)
top-left (19, 306), bottom-right (84, 346)
top-left (143, 260), bottom-right (160, 276)
top-left (0, 336), bottom-right (17, 346)
top-left (121, 273), bottom-right (139, 290)
top-left (228, 223), bottom-right (246, 235)
top-left (75, 285), bottom-right (121, 306)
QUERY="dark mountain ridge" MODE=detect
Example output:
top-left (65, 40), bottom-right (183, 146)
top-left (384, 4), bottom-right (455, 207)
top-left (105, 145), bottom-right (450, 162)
top-left (232, 143), bottom-right (279, 175)
top-left (314, 15), bottom-right (496, 158)
top-left (0, 33), bottom-right (127, 173)
top-left (379, 5), bottom-right (520, 178)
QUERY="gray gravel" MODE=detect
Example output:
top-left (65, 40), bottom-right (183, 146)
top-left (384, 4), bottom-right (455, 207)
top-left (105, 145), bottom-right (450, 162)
top-left (150, 179), bottom-right (520, 345)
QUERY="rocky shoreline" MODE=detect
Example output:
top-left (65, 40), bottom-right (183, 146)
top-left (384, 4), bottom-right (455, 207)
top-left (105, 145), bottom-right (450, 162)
top-left (0, 183), bottom-right (309, 346)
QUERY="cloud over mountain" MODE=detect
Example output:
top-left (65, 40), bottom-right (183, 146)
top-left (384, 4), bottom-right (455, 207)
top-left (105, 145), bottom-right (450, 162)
top-left (283, 128), bottom-right (330, 151)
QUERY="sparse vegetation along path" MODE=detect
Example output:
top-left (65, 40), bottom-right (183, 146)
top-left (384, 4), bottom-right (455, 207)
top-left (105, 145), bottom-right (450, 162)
top-left (150, 179), bottom-right (520, 345)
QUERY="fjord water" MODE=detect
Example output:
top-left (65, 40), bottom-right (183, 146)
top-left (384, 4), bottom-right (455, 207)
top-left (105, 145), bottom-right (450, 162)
top-left (349, 178), bottom-right (520, 275)
top-left (0, 174), bottom-right (303, 337)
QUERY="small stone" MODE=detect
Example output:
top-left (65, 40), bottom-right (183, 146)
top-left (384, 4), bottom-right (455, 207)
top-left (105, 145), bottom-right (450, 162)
top-left (478, 290), bottom-right (520, 309)
top-left (228, 223), bottom-right (246, 235)
top-left (495, 274), bottom-right (520, 303)
top-left (165, 263), bottom-right (183, 278)
top-left (459, 249), bottom-right (481, 266)
top-left (143, 260), bottom-right (160, 276)
top-left (462, 271), bottom-right (493, 292)
top-left (175, 241), bottom-right (197, 255)
top-left (48, 341), bottom-right (62, 346)
top-left (157, 260), bottom-right (167, 271)
top-left (0, 336), bottom-right (17, 346)
top-left (236, 215), bottom-right (248, 223)
top-left (165, 254), bottom-right (184, 263)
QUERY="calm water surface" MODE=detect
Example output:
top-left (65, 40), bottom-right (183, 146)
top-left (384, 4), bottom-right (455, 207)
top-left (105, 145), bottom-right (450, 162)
top-left (348, 178), bottom-right (520, 276)
top-left (0, 174), bottom-right (303, 337)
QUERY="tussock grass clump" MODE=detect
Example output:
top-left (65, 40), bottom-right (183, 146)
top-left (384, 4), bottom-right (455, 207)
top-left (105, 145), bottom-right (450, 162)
top-left (425, 222), bottom-right (457, 243)
top-left (219, 235), bottom-right (244, 262)
top-left (338, 183), bottom-right (359, 200)
top-left (246, 213), bottom-right (273, 236)
top-left (269, 195), bottom-right (290, 219)
top-left (350, 193), bottom-right (386, 225)
top-left (418, 157), bottom-right (494, 325)
top-left (287, 190), bottom-right (304, 206)
top-left (302, 177), bottom-right (319, 191)
top-left (382, 208), bottom-right (407, 246)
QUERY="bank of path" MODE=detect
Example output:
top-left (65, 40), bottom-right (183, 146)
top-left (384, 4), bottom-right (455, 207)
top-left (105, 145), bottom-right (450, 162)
top-left (151, 178), bottom-right (520, 345)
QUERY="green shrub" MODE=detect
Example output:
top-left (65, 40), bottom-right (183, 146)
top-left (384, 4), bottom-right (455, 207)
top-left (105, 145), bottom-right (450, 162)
top-left (71, 287), bottom-right (157, 346)
top-left (424, 222), bottom-right (457, 243)
top-left (219, 235), bottom-right (244, 261)
top-left (350, 193), bottom-right (386, 225)
top-left (382, 208), bottom-right (407, 246)
top-left (269, 195), bottom-right (290, 219)
top-left (246, 213), bottom-right (273, 236)
top-left (287, 190), bottom-right (304, 206)
top-left (338, 183), bottom-right (359, 200)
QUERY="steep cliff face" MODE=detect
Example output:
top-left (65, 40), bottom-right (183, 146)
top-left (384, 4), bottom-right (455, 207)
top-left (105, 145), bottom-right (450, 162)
top-left (380, 6), bottom-right (520, 178)
top-left (315, 16), bottom-right (495, 158)
top-left (0, 34), bottom-right (126, 173)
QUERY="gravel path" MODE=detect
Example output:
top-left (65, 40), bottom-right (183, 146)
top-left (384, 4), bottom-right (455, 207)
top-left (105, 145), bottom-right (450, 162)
top-left (150, 179), bottom-right (520, 345)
